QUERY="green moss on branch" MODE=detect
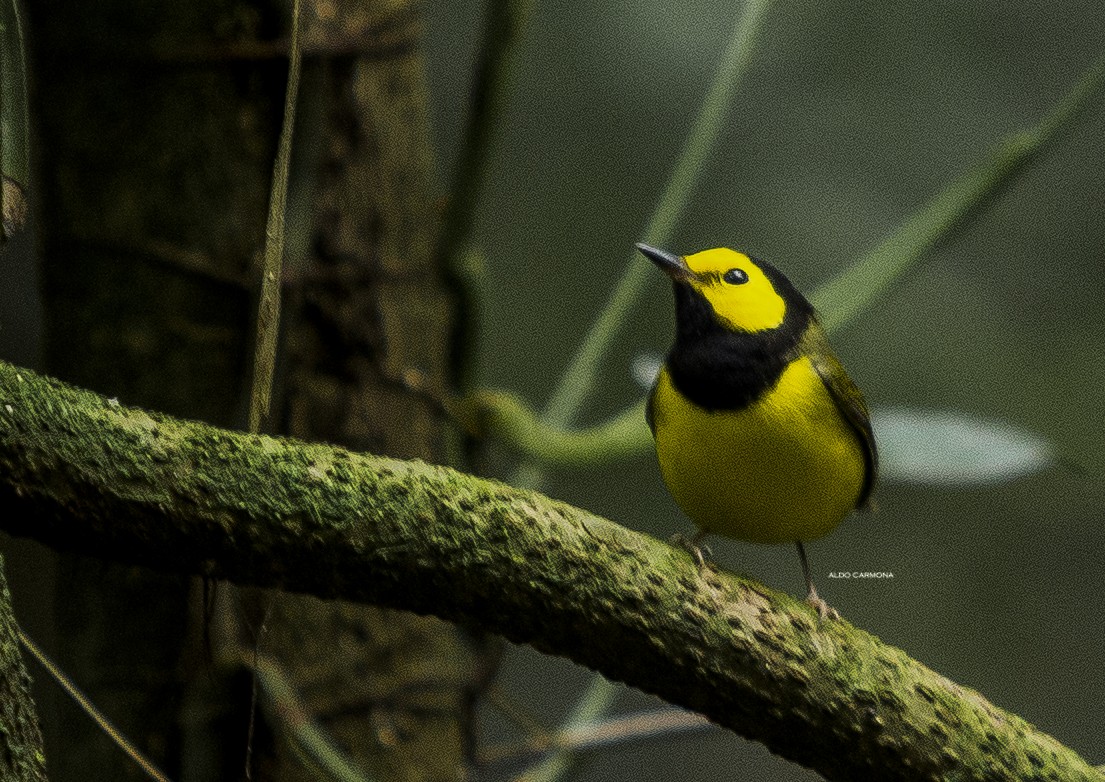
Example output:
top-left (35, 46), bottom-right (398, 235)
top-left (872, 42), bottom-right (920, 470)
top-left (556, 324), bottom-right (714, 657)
top-left (0, 555), bottom-right (47, 782)
top-left (0, 359), bottom-right (1100, 782)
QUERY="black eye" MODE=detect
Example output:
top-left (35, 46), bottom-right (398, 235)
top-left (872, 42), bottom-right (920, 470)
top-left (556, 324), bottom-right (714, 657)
top-left (723, 268), bottom-right (749, 285)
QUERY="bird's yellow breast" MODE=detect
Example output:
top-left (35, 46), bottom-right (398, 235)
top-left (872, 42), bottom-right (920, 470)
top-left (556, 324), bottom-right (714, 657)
top-left (651, 357), bottom-right (866, 544)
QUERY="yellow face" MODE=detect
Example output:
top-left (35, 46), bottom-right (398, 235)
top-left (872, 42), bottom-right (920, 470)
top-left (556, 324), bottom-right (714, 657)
top-left (682, 248), bottom-right (786, 333)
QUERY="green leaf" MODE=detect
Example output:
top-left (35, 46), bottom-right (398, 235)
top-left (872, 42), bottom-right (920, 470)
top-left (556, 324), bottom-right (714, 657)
top-left (873, 407), bottom-right (1053, 486)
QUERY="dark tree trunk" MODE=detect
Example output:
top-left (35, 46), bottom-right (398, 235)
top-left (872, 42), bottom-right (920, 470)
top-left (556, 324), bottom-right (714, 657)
top-left (27, 0), bottom-right (478, 778)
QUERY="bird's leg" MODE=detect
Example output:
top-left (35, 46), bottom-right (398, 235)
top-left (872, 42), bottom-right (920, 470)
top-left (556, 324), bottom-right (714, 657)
top-left (671, 529), bottom-right (712, 572)
top-left (797, 541), bottom-right (840, 621)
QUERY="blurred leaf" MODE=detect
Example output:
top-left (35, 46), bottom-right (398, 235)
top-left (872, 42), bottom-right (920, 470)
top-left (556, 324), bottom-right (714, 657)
top-left (629, 351), bottom-right (662, 390)
top-left (0, 0), bottom-right (29, 240)
top-left (873, 406), bottom-right (1053, 486)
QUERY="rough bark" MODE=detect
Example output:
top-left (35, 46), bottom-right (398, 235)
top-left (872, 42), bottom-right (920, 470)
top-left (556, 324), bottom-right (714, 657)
top-left (0, 554), bottom-right (47, 782)
top-left (28, 0), bottom-right (475, 777)
top-left (240, 5), bottom-right (480, 780)
top-left (1, 359), bottom-right (1101, 782)
top-left (29, 1), bottom-right (269, 776)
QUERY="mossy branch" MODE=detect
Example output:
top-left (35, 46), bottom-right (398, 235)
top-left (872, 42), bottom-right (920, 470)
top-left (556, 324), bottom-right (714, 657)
top-left (452, 390), bottom-right (651, 467)
top-left (0, 554), bottom-right (47, 782)
top-left (0, 359), bottom-right (1101, 782)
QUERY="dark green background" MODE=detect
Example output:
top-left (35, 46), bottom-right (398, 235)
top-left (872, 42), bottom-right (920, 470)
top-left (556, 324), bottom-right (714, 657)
top-left (423, 1), bottom-right (1105, 779)
top-left (2, 1), bottom-right (1103, 779)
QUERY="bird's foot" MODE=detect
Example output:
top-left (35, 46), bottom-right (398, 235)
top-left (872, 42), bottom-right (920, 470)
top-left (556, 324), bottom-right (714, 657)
top-left (670, 532), bottom-right (713, 572)
top-left (796, 542), bottom-right (839, 621)
top-left (805, 588), bottom-right (841, 622)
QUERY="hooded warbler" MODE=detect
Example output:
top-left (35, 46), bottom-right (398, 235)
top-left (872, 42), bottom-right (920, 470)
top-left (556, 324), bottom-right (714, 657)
top-left (638, 243), bottom-right (877, 619)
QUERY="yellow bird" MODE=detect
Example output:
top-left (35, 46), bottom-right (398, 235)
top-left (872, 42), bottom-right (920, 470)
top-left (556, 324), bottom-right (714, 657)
top-left (638, 244), bottom-right (877, 618)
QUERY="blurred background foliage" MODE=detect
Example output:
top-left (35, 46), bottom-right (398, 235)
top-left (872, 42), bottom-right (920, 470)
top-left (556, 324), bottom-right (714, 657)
top-left (422, 1), bottom-right (1105, 779)
top-left (2, 0), bottom-right (1105, 780)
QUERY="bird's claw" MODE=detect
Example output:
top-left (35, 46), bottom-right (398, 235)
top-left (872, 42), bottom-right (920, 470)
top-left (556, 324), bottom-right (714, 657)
top-left (805, 592), bottom-right (841, 622)
top-left (670, 532), bottom-right (713, 572)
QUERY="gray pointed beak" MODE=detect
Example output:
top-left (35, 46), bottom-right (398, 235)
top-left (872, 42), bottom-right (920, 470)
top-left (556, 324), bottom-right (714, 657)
top-left (636, 243), bottom-right (697, 282)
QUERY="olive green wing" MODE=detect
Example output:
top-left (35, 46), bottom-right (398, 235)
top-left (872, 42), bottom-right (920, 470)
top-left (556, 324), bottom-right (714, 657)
top-left (645, 381), bottom-right (658, 437)
top-left (801, 323), bottom-right (878, 510)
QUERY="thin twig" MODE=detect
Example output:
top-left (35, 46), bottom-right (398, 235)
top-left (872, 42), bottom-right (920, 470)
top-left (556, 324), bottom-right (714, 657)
top-left (437, 0), bottom-right (531, 277)
top-left (437, 0), bottom-right (532, 391)
top-left (811, 51), bottom-right (1105, 333)
top-left (243, 1), bottom-right (302, 775)
top-left (243, 648), bottom-right (375, 782)
top-left (485, 683), bottom-right (552, 739)
top-left (536, 0), bottom-right (774, 433)
top-left (481, 708), bottom-right (712, 766)
top-left (244, 599), bottom-right (274, 781)
top-left (247, 0), bottom-right (303, 433)
top-left (17, 628), bottom-right (173, 782)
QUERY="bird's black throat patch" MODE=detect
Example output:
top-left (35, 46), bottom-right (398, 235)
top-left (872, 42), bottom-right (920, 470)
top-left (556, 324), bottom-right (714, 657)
top-left (665, 263), bottom-right (813, 411)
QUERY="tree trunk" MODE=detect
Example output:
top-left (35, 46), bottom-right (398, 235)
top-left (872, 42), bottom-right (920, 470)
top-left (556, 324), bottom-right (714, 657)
top-left (235, 6), bottom-right (482, 780)
top-left (28, 0), bottom-right (476, 778)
